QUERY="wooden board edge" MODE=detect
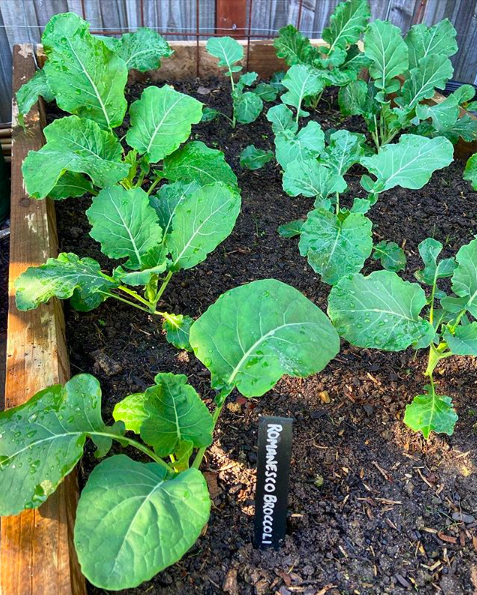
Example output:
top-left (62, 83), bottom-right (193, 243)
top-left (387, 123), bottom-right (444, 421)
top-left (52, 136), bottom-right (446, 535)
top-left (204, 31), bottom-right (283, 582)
top-left (0, 44), bottom-right (86, 595)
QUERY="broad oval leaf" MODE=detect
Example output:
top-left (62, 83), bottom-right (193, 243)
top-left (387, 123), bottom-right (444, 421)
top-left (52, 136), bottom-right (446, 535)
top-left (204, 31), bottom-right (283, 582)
top-left (15, 253), bottom-right (118, 312)
top-left (234, 91), bottom-right (263, 124)
top-left (126, 86), bottom-right (203, 163)
top-left (299, 209), bottom-right (373, 285)
top-left (283, 158), bottom-right (346, 199)
top-left (364, 20), bottom-right (409, 92)
top-left (42, 12), bottom-right (127, 129)
top-left (322, 0), bottom-right (370, 52)
top-left (449, 238), bottom-right (477, 317)
top-left (404, 385), bottom-right (457, 439)
top-left (0, 375), bottom-right (113, 515)
top-left (275, 121), bottom-right (325, 168)
top-left (323, 129), bottom-right (365, 176)
top-left (206, 37), bottom-right (243, 75)
top-left (189, 279), bottom-right (340, 397)
top-left (74, 456), bottom-right (210, 590)
top-left (464, 154), bottom-right (477, 190)
top-left (278, 219), bottom-right (305, 238)
top-left (140, 373), bottom-right (213, 456)
top-left (165, 182), bottom-right (241, 270)
top-left (102, 28), bottom-right (173, 71)
top-left (281, 64), bottom-right (326, 116)
top-left (266, 104), bottom-right (298, 135)
top-left (328, 270), bottom-right (433, 351)
top-left (274, 25), bottom-right (315, 66)
top-left (405, 19), bottom-right (457, 71)
top-left (22, 116), bottom-right (129, 200)
top-left (240, 145), bottom-right (274, 170)
top-left (399, 55), bottom-right (453, 110)
top-left (361, 134), bottom-right (454, 193)
top-left (253, 83), bottom-right (278, 102)
top-left (151, 180), bottom-right (200, 239)
top-left (372, 240), bottom-right (407, 273)
top-left (163, 141), bottom-right (238, 188)
top-left (87, 186), bottom-right (163, 270)
top-left (444, 322), bottom-right (477, 356)
top-left (48, 172), bottom-right (94, 201)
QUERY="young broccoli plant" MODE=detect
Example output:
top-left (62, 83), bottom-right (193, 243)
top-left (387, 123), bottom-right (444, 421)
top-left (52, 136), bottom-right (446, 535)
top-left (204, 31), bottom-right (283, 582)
top-left (0, 279), bottom-right (340, 590)
top-left (205, 36), bottom-right (277, 127)
top-left (269, 101), bottom-right (454, 285)
top-left (274, 0), bottom-right (370, 114)
top-left (339, 19), bottom-right (477, 149)
top-left (328, 237), bottom-right (477, 438)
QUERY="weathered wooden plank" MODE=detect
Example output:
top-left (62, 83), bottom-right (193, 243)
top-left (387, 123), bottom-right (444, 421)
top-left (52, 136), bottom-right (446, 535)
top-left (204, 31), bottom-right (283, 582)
top-left (0, 44), bottom-right (85, 595)
top-left (216, 0), bottom-right (247, 37)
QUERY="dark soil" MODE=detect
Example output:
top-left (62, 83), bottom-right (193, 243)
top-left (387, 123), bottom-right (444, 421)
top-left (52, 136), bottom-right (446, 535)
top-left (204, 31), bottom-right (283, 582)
top-left (52, 80), bottom-right (477, 595)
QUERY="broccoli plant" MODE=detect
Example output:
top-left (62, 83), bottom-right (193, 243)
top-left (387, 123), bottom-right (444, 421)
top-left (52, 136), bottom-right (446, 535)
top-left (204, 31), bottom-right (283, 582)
top-left (205, 36), bottom-right (278, 127)
top-left (339, 18), bottom-right (477, 149)
top-left (274, 0), bottom-right (370, 113)
top-left (0, 279), bottom-right (340, 590)
top-left (268, 102), bottom-right (454, 285)
top-left (328, 237), bottom-right (477, 438)
top-left (14, 13), bottom-right (242, 349)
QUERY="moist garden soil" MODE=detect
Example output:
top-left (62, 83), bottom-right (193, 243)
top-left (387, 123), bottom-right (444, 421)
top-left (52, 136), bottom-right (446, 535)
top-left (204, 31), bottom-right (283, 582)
top-left (51, 80), bottom-right (477, 595)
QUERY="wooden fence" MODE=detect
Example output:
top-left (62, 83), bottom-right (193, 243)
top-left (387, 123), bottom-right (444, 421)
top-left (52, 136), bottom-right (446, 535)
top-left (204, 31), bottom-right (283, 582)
top-left (0, 0), bottom-right (476, 122)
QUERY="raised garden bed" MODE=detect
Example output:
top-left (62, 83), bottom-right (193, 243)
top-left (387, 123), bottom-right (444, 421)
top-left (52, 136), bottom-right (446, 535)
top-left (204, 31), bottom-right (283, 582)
top-left (2, 13), bottom-right (477, 595)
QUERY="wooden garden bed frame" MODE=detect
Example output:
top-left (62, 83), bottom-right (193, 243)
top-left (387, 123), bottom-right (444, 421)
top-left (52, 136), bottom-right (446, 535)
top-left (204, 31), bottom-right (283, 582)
top-left (1, 40), bottom-right (476, 595)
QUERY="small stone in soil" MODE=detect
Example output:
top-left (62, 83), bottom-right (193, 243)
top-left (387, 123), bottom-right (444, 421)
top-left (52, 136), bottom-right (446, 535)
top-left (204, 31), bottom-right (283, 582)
top-left (91, 350), bottom-right (122, 376)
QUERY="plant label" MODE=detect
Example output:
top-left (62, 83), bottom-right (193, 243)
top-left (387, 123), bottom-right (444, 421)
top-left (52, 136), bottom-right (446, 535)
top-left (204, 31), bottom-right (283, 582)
top-left (254, 416), bottom-right (293, 550)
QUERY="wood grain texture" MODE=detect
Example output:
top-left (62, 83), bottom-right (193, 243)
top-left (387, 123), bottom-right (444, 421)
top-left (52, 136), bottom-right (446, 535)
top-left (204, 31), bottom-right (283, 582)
top-left (0, 44), bottom-right (85, 595)
top-left (216, 0), bottom-right (247, 37)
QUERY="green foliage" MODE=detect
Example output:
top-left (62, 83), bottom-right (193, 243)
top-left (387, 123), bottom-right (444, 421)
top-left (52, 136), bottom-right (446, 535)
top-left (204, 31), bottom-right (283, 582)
top-left (404, 385), bottom-right (457, 439)
top-left (99, 27), bottom-right (173, 71)
top-left (190, 279), bottom-right (340, 396)
top-left (240, 145), bottom-right (274, 170)
top-left (372, 241), bottom-right (407, 273)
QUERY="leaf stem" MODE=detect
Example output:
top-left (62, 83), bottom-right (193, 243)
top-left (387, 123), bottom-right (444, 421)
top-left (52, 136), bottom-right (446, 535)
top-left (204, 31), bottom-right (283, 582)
top-left (191, 388), bottom-right (232, 469)
top-left (147, 173), bottom-right (163, 196)
top-left (153, 270), bottom-right (174, 307)
top-left (96, 432), bottom-right (173, 473)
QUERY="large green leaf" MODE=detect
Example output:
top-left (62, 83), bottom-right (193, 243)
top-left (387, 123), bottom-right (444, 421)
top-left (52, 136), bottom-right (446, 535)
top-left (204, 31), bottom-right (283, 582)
top-left (206, 37), bottom-right (243, 75)
top-left (22, 116), bottom-right (129, 200)
top-left (266, 104), bottom-right (298, 135)
top-left (87, 186), bottom-right (163, 270)
top-left (275, 121), bottom-right (325, 168)
top-left (165, 182), bottom-right (241, 270)
top-left (234, 91), bottom-right (263, 124)
top-left (328, 270), bottom-right (433, 350)
top-left (139, 374), bottom-right (213, 456)
top-left (74, 456), bottom-right (210, 590)
top-left (189, 279), bottom-right (340, 397)
top-left (283, 158), bottom-right (346, 199)
top-left (126, 86), bottom-right (203, 163)
top-left (151, 181), bottom-right (200, 240)
top-left (323, 129), bottom-right (365, 176)
top-left (101, 28), bottom-right (173, 71)
top-left (16, 69), bottom-right (54, 120)
top-left (322, 0), bottom-right (370, 52)
top-left (364, 20), bottom-right (408, 92)
top-left (162, 314), bottom-right (194, 351)
top-left (281, 65), bottom-right (326, 117)
top-left (338, 79), bottom-right (373, 116)
top-left (163, 141), bottom-right (238, 188)
top-left (42, 12), bottom-right (127, 129)
top-left (0, 375), bottom-right (116, 516)
top-left (405, 20), bottom-right (457, 71)
top-left (448, 238), bottom-right (477, 318)
top-left (299, 209), bottom-right (373, 285)
top-left (240, 145), bottom-right (274, 170)
top-left (464, 154), bottom-right (477, 190)
top-left (404, 385), bottom-right (457, 439)
top-left (274, 25), bottom-right (316, 66)
top-left (444, 322), bottom-right (477, 356)
top-left (415, 238), bottom-right (456, 285)
top-left (15, 253), bottom-right (118, 312)
top-left (399, 55), bottom-right (453, 109)
top-left (361, 134), bottom-right (454, 193)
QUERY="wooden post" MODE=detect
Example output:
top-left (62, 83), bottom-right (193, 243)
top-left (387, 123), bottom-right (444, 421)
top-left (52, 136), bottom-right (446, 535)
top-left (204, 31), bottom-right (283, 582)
top-left (216, 0), bottom-right (247, 37)
top-left (0, 44), bottom-right (86, 595)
